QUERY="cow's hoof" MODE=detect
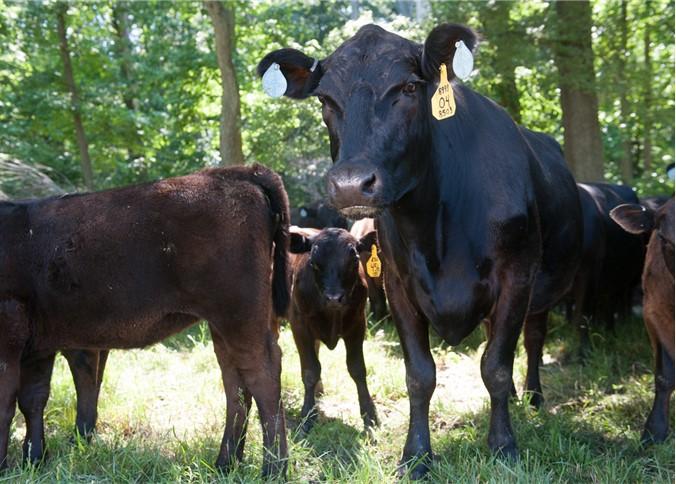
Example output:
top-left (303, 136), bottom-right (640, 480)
top-left (525, 391), bottom-right (544, 409)
top-left (641, 428), bottom-right (668, 447)
top-left (261, 460), bottom-right (287, 481)
top-left (397, 454), bottom-right (432, 481)
top-left (493, 441), bottom-right (519, 461)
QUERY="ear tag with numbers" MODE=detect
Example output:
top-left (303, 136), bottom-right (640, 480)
top-left (366, 244), bottom-right (382, 278)
top-left (452, 40), bottom-right (474, 81)
top-left (262, 62), bottom-right (287, 98)
top-left (431, 63), bottom-right (455, 121)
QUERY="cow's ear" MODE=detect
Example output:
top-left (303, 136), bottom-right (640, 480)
top-left (610, 204), bottom-right (655, 234)
top-left (289, 233), bottom-right (314, 253)
top-left (257, 48), bottom-right (322, 99)
top-left (421, 24), bottom-right (478, 81)
top-left (356, 231), bottom-right (378, 254)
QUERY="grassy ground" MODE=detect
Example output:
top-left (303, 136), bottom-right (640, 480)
top-left (2, 312), bottom-right (673, 483)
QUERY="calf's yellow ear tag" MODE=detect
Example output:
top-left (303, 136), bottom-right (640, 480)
top-left (431, 63), bottom-right (456, 120)
top-left (366, 244), bottom-right (382, 278)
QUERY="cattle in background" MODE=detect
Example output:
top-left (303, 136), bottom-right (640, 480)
top-left (641, 195), bottom-right (671, 213)
top-left (260, 24), bottom-right (582, 477)
top-left (290, 200), bottom-right (349, 229)
top-left (0, 165), bottom-right (289, 478)
top-left (350, 218), bottom-right (388, 321)
top-left (611, 198), bottom-right (674, 444)
top-left (288, 227), bottom-right (379, 432)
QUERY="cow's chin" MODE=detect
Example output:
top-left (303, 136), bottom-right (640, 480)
top-left (338, 205), bottom-right (383, 219)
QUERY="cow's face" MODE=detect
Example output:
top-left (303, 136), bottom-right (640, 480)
top-left (259, 24), bottom-right (477, 219)
top-left (611, 198), bottom-right (675, 277)
top-left (290, 228), bottom-right (374, 308)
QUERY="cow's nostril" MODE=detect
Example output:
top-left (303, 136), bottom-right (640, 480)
top-left (361, 173), bottom-right (377, 195)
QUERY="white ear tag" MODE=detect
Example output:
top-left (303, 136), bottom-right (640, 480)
top-left (452, 40), bottom-right (473, 81)
top-left (262, 62), bottom-right (287, 98)
top-left (668, 165), bottom-right (675, 181)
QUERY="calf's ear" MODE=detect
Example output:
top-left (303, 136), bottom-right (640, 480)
top-left (289, 233), bottom-right (314, 253)
top-left (356, 231), bottom-right (378, 254)
top-left (257, 48), bottom-right (322, 99)
top-left (610, 204), bottom-right (655, 234)
top-left (421, 23), bottom-right (477, 82)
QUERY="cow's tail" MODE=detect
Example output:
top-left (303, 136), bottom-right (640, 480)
top-left (250, 164), bottom-right (291, 318)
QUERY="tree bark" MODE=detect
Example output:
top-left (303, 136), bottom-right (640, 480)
top-left (112, 1), bottom-right (142, 165)
top-left (642, 1), bottom-right (653, 171)
top-left (618, 0), bottom-right (633, 183)
top-left (56, 2), bottom-right (94, 190)
top-left (204, 1), bottom-right (244, 166)
top-left (479, 1), bottom-right (522, 123)
top-left (552, 0), bottom-right (605, 182)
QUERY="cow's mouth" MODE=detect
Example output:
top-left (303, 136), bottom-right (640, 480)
top-left (338, 205), bottom-right (383, 219)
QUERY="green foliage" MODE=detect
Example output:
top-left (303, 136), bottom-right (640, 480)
top-left (0, 0), bottom-right (673, 203)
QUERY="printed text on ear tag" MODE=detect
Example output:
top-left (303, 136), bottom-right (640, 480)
top-left (431, 63), bottom-right (455, 121)
top-left (366, 244), bottom-right (382, 278)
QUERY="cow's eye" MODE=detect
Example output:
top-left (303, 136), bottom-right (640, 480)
top-left (403, 82), bottom-right (417, 94)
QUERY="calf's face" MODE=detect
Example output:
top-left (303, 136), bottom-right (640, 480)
top-left (611, 198), bottom-right (675, 277)
top-left (258, 24), bottom-right (477, 218)
top-left (290, 228), bottom-right (375, 308)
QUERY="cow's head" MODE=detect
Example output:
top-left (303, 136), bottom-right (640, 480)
top-left (259, 24), bottom-right (477, 218)
top-left (611, 198), bottom-right (675, 277)
top-left (290, 228), bottom-right (374, 308)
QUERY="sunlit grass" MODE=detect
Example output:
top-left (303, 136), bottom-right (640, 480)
top-left (2, 312), bottom-right (673, 482)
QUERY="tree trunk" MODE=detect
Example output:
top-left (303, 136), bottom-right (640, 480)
top-left (204, 1), bottom-right (244, 166)
top-left (479, 1), bottom-right (522, 123)
top-left (112, 1), bottom-right (142, 165)
top-left (642, 1), bottom-right (653, 171)
top-left (56, 2), bottom-right (94, 190)
top-left (618, 0), bottom-right (633, 183)
top-left (552, 0), bottom-right (605, 182)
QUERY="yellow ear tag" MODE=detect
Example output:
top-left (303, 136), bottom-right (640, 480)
top-left (366, 244), bottom-right (382, 278)
top-left (431, 63), bottom-right (456, 120)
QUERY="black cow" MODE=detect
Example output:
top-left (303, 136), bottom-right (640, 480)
top-left (290, 200), bottom-right (349, 229)
top-left (0, 165), bottom-right (289, 477)
top-left (611, 198), bottom-right (674, 444)
top-left (288, 227), bottom-right (379, 432)
top-left (260, 24), bottom-right (582, 477)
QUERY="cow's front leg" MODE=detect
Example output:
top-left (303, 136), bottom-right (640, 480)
top-left (481, 277), bottom-right (532, 459)
top-left (344, 323), bottom-right (379, 430)
top-left (387, 276), bottom-right (435, 479)
top-left (291, 319), bottom-right (322, 433)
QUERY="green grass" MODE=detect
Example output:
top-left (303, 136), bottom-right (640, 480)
top-left (2, 312), bottom-right (673, 482)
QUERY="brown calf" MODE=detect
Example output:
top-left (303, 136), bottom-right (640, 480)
top-left (611, 197), bottom-right (674, 444)
top-left (288, 227), bottom-right (379, 432)
top-left (0, 165), bottom-right (290, 477)
top-left (350, 218), bottom-right (388, 321)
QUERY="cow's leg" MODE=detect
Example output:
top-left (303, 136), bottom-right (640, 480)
top-left (212, 320), bottom-right (287, 479)
top-left (642, 343), bottom-right (674, 445)
top-left (0, 300), bottom-right (30, 470)
top-left (210, 328), bottom-right (252, 469)
top-left (367, 279), bottom-right (388, 321)
top-left (523, 311), bottom-right (548, 409)
top-left (18, 352), bottom-right (56, 464)
top-left (63, 349), bottom-right (108, 439)
top-left (387, 277), bottom-right (435, 479)
top-left (344, 324), bottom-right (378, 430)
top-left (481, 282), bottom-right (531, 459)
top-left (291, 321), bottom-right (321, 433)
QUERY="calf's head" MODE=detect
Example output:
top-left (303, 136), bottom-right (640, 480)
top-left (611, 198), bottom-right (675, 277)
top-left (258, 24), bottom-right (477, 218)
top-left (290, 228), bottom-right (376, 308)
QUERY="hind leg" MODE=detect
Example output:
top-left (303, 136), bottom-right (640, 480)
top-left (210, 327), bottom-right (252, 470)
top-left (523, 311), bottom-right (548, 408)
top-left (0, 300), bottom-right (30, 470)
top-left (18, 352), bottom-right (56, 464)
top-left (63, 350), bottom-right (108, 439)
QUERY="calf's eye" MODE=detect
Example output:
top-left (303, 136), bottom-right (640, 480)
top-left (403, 82), bottom-right (416, 94)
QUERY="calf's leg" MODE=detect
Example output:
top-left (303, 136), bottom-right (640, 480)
top-left (0, 300), bottom-right (30, 470)
top-left (18, 352), bottom-right (56, 465)
top-left (642, 343), bottom-right (675, 444)
top-left (210, 327), bottom-right (252, 469)
top-left (291, 323), bottom-right (322, 433)
top-left (63, 349), bottom-right (109, 439)
top-left (344, 325), bottom-right (378, 429)
top-left (523, 311), bottom-right (548, 408)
